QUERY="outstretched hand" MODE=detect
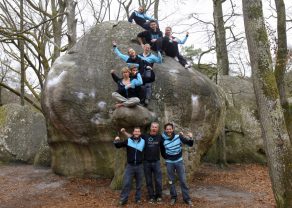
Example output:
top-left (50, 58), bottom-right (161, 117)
top-left (112, 40), bottom-right (117, 47)
top-left (110, 70), bottom-right (115, 74)
top-left (120, 128), bottom-right (126, 133)
top-left (114, 136), bottom-right (120, 141)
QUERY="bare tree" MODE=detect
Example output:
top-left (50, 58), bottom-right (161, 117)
top-left (242, 0), bottom-right (292, 206)
top-left (273, 0), bottom-right (292, 140)
top-left (213, 0), bottom-right (229, 75)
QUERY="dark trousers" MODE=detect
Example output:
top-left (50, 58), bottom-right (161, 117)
top-left (144, 160), bottom-right (163, 199)
top-left (120, 163), bottom-right (144, 202)
top-left (142, 83), bottom-right (152, 100)
top-left (177, 53), bottom-right (188, 67)
top-left (166, 160), bottom-right (191, 202)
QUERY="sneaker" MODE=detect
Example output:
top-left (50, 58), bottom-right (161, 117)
top-left (135, 199), bottom-right (142, 204)
top-left (170, 198), bottom-right (176, 205)
top-left (184, 64), bottom-right (191, 69)
top-left (185, 200), bottom-right (193, 207)
top-left (156, 197), bottom-right (162, 203)
top-left (118, 200), bottom-right (127, 206)
top-left (148, 198), bottom-right (155, 203)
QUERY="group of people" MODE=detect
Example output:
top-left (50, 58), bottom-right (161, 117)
top-left (111, 6), bottom-right (190, 107)
top-left (114, 122), bottom-right (194, 206)
top-left (111, 6), bottom-right (194, 207)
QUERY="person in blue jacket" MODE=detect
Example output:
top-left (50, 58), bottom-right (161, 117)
top-left (138, 43), bottom-right (161, 105)
top-left (162, 27), bottom-right (190, 68)
top-left (128, 6), bottom-right (157, 30)
top-left (160, 123), bottom-right (194, 206)
top-left (114, 127), bottom-right (145, 205)
top-left (111, 67), bottom-right (141, 108)
top-left (137, 20), bottom-right (163, 52)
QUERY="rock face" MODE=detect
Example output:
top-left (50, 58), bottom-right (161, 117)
top-left (204, 76), bottom-right (266, 163)
top-left (42, 21), bottom-right (225, 183)
top-left (0, 103), bottom-right (47, 163)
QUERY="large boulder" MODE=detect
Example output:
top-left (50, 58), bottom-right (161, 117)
top-left (204, 76), bottom-right (266, 163)
top-left (0, 103), bottom-right (47, 163)
top-left (42, 21), bottom-right (225, 183)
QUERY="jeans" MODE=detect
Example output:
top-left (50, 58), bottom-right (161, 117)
top-left (143, 160), bottom-right (162, 199)
top-left (166, 160), bottom-right (191, 202)
top-left (120, 163), bottom-right (144, 202)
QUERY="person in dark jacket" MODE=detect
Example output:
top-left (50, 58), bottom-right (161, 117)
top-left (160, 123), bottom-right (194, 206)
top-left (111, 67), bottom-right (140, 108)
top-left (162, 26), bottom-right (190, 68)
top-left (114, 127), bottom-right (145, 205)
top-left (137, 20), bottom-right (163, 52)
top-left (128, 6), bottom-right (157, 30)
top-left (121, 122), bottom-right (163, 203)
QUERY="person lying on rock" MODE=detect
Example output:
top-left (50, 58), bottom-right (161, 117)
top-left (128, 6), bottom-right (158, 30)
top-left (114, 127), bottom-right (145, 206)
top-left (111, 67), bottom-right (141, 108)
top-left (137, 20), bottom-right (163, 52)
top-left (160, 123), bottom-right (194, 206)
top-left (162, 27), bottom-right (191, 69)
top-left (120, 122), bottom-right (163, 204)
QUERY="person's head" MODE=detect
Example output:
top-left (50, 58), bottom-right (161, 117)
top-left (149, 20), bottom-right (158, 30)
top-left (132, 127), bottom-right (141, 138)
top-left (165, 26), bottom-right (172, 37)
top-left (164, 123), bottom-right (174, 136)
top-left (121, 67), bottom-right (130, 78)
top-left (143, 44), bottom-right (151, 53)
top-left (150, 122), bottom-right (159, 135)
top-left (128, 48), bottom-right (136, 58)
top-left (129, 65), bottom-right (138, 75)
top-left (138, 6), bottom-right (145, 13)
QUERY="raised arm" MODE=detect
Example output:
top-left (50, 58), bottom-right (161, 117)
top-left (111, 70), bottom-right (120, 83)
top-left (113, 136), bottom-right (128, 148)
top-left (177, 32), bottom-right (189, 44)
top-left (112, 41), bottom-right (129, 62)
top-left (179, 132), bottom-right (194, 147)
top-left (120, 128), bottom-right (132, 138)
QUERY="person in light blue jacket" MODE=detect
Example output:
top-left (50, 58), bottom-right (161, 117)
top-left (162, 27), bottom-right (190, 68)
top-left (128, 6), bottom-right (157, 30)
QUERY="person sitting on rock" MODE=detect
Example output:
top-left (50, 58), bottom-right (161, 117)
top-left (111, 67), bottom-right (141, 108)
top-left (128, 6), bottom-right (157, 30)
top-left (128, 64), bottom-right (143, 88)
top-left (162, 27), bottom-right (190, 69)
top-left (137, 20), bottom-right (163, 52)
top-left (121, 122), bottom-right (163, 204)
top-left (160, 123), bottom-right (194, 206)
top-left (114, 127), bottom-right (145, 205)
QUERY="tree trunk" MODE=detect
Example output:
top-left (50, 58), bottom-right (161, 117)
top-left (154, 0), bottom-right (159, 20)
top-left (217, 128), bottom-right (227, 167)
top-left (274, 0), bottom-right (292, 141)
top-left (51, 0), bottom-right (66, 64)
top-left (66, 0), bottom-right (77, 49)
top-left (0, 86), bottom-right (2, 106)
top-left (213, 0), bottom-right (229, 75)
top-left (242, 0), bottom-right (292, 206)
top-left (20, 0), bottom-right (25, 106)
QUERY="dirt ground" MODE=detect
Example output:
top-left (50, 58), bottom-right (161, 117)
top-left (0, 163), bottom-right (275, 208)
